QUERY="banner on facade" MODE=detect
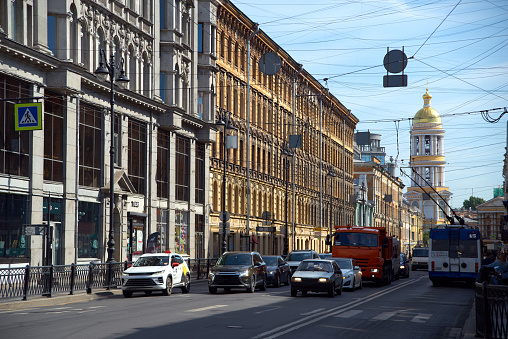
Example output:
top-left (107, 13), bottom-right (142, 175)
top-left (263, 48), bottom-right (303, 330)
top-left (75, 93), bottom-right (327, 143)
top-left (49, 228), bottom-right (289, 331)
top-left (146, 232), bottom-right (159, 253)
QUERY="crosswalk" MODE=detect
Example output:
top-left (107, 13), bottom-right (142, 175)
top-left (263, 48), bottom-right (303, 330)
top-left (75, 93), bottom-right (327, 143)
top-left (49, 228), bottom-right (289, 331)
top-left (333, 308), bottom-right (433, 323)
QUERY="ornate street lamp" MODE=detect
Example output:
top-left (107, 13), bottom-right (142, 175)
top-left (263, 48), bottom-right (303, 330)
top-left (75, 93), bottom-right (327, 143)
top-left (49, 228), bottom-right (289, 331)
top-left (95, 50), bottom-right (129, 263)
top-left (216, 109), bottom-right (235, 254)
top-left (281, 145), bottom-right (293, 256)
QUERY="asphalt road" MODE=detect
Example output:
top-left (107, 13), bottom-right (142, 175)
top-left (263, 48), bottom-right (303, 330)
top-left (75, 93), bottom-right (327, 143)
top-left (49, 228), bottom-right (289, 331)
top-left (0, 270), bottom-right (473, 339)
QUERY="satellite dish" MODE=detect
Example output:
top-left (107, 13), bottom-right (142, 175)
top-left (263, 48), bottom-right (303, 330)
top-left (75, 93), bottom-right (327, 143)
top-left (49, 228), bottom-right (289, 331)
top-left (259, 52), bottom-right (281, 75)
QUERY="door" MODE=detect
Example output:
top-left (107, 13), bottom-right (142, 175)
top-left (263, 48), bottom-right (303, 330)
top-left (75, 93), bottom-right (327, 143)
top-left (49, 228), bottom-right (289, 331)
top-left (128, 217), bottom-right (145, 261)
top-left (448, 229), bottom-right (460, 273)
top-left (171, 255), bottom-right (183, 284)
top-left (52, 222), bottom-right (63, 265)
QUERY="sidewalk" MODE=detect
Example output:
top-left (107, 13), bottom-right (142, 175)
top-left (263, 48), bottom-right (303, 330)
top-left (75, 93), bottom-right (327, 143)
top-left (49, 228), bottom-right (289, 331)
top-left (462, 302), bottom-right (477, 339)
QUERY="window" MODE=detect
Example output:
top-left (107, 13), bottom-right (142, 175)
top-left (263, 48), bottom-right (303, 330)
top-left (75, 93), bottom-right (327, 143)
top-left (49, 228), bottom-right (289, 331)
top-left (197, 23), bottom-right (203, 53)
top-left (160, 72), bottom-right (166, 103)
top-left (195, 143), bottom-right (205, 204)
top-left (0, 193), bottom-right (28, 259)
top-left (0, 75), bottom-right (31, 177)
top-left (156, 130), bottom-right (170, 198)
top-left (44, 92), bottom-right (64, 182)
top-left (160, 0), bottom-right (166, 29)
top-left (424, 135), bottom-right (430, 155)
top-left (47, 15), bottom-right (56, 55)
top-left (128, 119), bottom-right (147, 194)
top-left (197, 92), bottom-right (203, 119)
top-left (79, 104), bottom-right (102, 187)
top-left (78, 202), bottom-right (100, 259)
top-left (175, 135), bottom-right (190, 201)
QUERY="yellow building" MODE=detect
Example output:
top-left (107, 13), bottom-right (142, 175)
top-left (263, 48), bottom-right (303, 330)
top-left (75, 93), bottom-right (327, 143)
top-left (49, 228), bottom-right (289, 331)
top-left (209, 0), bottom-right (358, 257)
top-left (404, 90), bottom-right (452, 233)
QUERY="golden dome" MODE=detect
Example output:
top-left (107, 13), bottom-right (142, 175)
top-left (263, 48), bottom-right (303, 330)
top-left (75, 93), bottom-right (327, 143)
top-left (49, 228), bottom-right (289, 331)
top-left (413, 89), bottom-right (441, 124)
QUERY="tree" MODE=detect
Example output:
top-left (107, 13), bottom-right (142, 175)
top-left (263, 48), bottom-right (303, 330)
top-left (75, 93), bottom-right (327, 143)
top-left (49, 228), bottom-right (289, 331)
top-left (462, 196), bottom-right (485, 210)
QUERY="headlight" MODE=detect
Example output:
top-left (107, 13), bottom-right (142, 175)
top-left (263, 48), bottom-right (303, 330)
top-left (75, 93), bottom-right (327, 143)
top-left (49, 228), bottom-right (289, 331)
top-left (293, 277), bottom-right (302, 282)
top-left (400, 265), bottom-right (405, 269)
top-left (345, 274), bottom-right (352, 278)
top-left (318, 278), bottom-right (329, 283)
top-left (123, 272), bottom-right (130, 276)
top-left (371, 268), bottom-right (379, 273)
top-left (151, 270), bottom-right (165, 275)
top-left (239, 270), bottom-right (250, 277)
top-left (208, 272), bottom-right (215, 280)
top-left (268, 271), bottom-right (274, 275)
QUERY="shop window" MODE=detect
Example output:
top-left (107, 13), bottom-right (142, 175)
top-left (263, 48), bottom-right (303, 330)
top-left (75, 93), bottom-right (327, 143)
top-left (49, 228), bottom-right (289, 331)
top-left (175, 210), bottom-right (189, 254)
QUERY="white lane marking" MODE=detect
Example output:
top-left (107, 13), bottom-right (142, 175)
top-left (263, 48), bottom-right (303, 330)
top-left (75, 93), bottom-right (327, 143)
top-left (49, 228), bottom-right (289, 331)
top-left (301, 308), bottom-right (325, 316)
top-left (78, 310), bottom-right (93, 314)
top-left (88, 306), bottom-right (105, 309)
top-left (186, 304), bottom-right (228, 313)
top-left (48, 311), bottom-right (70, 314)
top-left (334, 310), bottom-right (363, 318)
top-left (255, 307), bottom-right (280, 314)
top-left (253, 277), bottom-right (423, 339)
top-left (50, 307), bottom-right (71, 310)
top-left (372, 311), bottom-right (398, 321)
top-left (411, 313), bottom-right (432, 323)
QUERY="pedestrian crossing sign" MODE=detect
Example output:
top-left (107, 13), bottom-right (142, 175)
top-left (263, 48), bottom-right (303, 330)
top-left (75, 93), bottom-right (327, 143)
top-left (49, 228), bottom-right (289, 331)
top-left (14, 103), bottom-right (42, 131)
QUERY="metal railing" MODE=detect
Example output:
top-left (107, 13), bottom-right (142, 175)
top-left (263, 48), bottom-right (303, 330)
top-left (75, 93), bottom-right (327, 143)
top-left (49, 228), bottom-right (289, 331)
top-left (476, 282), bottom-right (508, 338)
top-left (0, 258), bottom-right (218, 301)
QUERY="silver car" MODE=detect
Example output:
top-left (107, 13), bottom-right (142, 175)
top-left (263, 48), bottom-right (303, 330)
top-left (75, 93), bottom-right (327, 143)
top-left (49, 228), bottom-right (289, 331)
top-left (331, 257), bottom-right (362, 291)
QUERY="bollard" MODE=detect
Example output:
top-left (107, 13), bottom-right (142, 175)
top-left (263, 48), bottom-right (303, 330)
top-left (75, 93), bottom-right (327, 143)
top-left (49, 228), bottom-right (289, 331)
top-left (22, 265), bottom-right (30, 301)
top-left (69, 263), bottom-right (76, 295)
top-left (197, 258), bottom-right (201, 280)
top-left (47, 265), bottom-right (53, 298)
top-left (86, 263), bottom-right (93, 294)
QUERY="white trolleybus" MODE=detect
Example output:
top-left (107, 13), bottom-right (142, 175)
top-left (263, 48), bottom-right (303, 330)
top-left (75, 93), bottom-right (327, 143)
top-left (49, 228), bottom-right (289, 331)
top-left (429, 227), bottom-right (481, 286)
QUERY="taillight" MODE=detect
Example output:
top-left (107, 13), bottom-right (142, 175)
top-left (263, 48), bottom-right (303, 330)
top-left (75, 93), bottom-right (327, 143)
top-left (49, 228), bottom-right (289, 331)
top-left (475, 262), bottom-right (478, 273)
top-left (431, 261), bottom-right (435, 271)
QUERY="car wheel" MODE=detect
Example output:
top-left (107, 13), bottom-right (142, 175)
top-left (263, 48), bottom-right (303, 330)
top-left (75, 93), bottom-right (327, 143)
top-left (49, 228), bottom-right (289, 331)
top-left (291, 288), bottom-right (297, 297)
top-left (328, 284), bottom-right (335, 298)
top-left (162, 277), bottom-right (172, 296)
top-left (352, 278), bottom-right (356, 292)
top-left (247, 276), bottom-right (256, 293)
top-left (274, 274), bottom-right (281, 288)
top-left (144, 291), bottom-right (152, 296)
top-left (284, 272), bottom-right (290, 286)
top-left (181, 274), bottom-right (190, 294)
top-left (337, 281), bottom-right (342, 295)
top-left (122, 290), bottom-right (133, 298)
top-left (260, 275), bottom-right (267, 291)
top-left (208, 286), bottom-right (217, 294)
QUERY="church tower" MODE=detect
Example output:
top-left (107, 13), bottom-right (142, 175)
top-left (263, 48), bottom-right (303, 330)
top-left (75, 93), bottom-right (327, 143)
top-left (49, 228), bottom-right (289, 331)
top-left (404, 89), bottom-right (452, 230)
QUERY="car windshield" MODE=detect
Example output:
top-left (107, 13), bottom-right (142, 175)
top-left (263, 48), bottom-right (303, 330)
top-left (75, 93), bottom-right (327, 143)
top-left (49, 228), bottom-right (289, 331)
top-left (263, 257), bottom-right (278, 266)
top-left (334, 232), bottom-right (378, 247)
top-left (297, 261), bottom-right (333, 272)
top-left (286, 252), bottom-right (312, 261)
top-left (217, 253), bottom-right (252, 266)
top-left (413, 248), bottom-right (429, 257)
top-left (333, 259), bottom-right (352, 269)
top-left (319, 253), bottom-right (331, 259)
top-left (133, 256), bottom-right (169, 267)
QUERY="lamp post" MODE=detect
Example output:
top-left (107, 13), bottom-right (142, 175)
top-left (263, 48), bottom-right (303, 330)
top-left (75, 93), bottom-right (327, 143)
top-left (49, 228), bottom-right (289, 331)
top-left (95, 50), bottom-right (129, 263)
top-left (216, 109), bottom-right (235, 254)
top-left (327, 168), bottom-right (336, 238)
top-left (281, 145), bottom-right (293, 256)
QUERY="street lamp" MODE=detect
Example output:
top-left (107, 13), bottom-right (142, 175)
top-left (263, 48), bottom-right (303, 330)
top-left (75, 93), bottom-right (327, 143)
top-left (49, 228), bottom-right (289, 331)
top-left (95, 50), bottom-right (129, 263)
top-left (281, 145), bottom-right (293, 256)
top-left (327, 168), bottom-right (336, 242)
top-left (216, 109), bottom-right (235, 254)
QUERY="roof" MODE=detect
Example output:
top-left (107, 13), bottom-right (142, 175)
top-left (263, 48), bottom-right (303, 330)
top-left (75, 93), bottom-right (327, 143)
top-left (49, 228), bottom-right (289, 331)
top-left (413, 89), bottom-right (441, 125)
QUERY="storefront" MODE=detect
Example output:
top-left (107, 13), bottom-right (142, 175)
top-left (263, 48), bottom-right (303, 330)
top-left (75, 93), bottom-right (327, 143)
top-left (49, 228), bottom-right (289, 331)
top-left (77, 202), bottom-right (100, 260)
top-left (0, 193), bottom-right (29, 264)
top-left (128, 213), bottom-right (146, 261)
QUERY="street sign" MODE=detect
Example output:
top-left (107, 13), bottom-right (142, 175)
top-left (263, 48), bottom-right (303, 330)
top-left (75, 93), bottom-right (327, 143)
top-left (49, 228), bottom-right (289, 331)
top-left (219, 222), bottom-right (230, 234)
top-left (256, 226), bottom-right (276, 232)
top-left (261, 211), bottom-right (271, 221)
top-left (23, 225), bottom-right (45, 235)
top-left (15, 102), bottom-right (42, 131)
top-left (219, 211), bottom-right (230, 222)
top-left (262, 220), bottom-right (272, 226)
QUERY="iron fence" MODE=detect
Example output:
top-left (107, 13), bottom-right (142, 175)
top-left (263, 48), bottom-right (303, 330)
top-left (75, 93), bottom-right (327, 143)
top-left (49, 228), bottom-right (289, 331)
top-left (0, 258), bottom-right (218, 301)
top-left (476, 282), bottom-right (508, 338)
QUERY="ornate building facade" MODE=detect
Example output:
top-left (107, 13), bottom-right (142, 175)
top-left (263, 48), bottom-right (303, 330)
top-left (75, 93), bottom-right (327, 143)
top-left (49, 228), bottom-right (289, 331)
top-left (210, 0), bottom-right (358, 257)
top-left (404, 90), bottom-right (451, 232)
top-left (0, 0), bottom-right (215, 265)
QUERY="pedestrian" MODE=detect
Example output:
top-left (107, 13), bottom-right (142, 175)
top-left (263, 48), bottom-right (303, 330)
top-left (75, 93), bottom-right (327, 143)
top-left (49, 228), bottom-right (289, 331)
top-left (482, 252), bottom-right (494, 266)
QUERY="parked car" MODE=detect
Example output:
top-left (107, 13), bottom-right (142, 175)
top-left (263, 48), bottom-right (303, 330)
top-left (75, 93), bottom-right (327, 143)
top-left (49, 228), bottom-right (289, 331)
top-left (291, 259), bottom-right (343, 298)
top-left (286, 250), bottom-right (320, 275)
top-left (330, 257), bottom-right (362, 291)
top-left (263, 255), bottom-right (291, 287)
top-left (208, 251), bottom-right (267, 294)
top-left (411, 247), bottom-right (429, 271)
top-left (399, 253), bottom-right (410, 278)
top-left (121, 253), bottom-right (191, 298)
top-left (319, 253), bottom-right (332, 259)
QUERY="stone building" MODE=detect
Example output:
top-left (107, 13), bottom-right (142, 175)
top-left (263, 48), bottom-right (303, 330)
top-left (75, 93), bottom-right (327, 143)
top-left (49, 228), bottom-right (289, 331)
top-left (477, 196), bottom-right (505, 251)
top-left (210, 0), bottom-right (358, 257)
top-left (0, 0), bottom-right (215, 265)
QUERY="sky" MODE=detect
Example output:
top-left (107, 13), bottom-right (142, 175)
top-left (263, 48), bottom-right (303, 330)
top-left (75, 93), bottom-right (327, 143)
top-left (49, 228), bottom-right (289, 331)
top-left (229, 0), bottom-right (508, 208)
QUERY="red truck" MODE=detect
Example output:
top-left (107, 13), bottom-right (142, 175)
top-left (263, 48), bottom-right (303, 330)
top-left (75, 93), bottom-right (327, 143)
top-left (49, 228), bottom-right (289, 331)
top-left (326, 225), bottom-right (400, 286)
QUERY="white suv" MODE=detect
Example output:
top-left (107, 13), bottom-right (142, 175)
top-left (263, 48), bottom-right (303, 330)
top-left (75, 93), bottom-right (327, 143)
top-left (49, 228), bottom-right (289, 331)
top-left (122, 253), bottom-right (191, 297)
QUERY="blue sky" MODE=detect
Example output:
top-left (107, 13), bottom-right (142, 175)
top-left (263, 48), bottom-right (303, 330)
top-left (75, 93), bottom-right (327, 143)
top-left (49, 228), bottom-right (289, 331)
top-left (231, 0), bottom-right (508, 208)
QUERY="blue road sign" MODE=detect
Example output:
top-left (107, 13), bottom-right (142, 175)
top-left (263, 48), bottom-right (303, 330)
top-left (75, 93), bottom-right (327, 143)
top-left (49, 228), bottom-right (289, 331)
top-left (15, 102), bottom-right (42, 131)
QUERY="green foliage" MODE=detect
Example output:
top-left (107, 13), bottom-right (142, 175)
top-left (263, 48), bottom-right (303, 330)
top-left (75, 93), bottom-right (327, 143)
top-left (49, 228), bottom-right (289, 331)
top-left (422, 231), bottom-right (429, 246)
top-left (462, 196), bottom-right (485, 210)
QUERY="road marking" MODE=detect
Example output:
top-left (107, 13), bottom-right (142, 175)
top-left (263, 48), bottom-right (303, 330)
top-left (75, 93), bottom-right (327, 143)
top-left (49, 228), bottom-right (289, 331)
top-left (88, 306), bottom-right (105, 309)
top-left (252, 277), bottom-right (423, 339)
top-left (372, 311), bottom-right (398, 321)
top-left (334, 310), bottom-right (363, 318)
top-left (301, 308), bottom-right (325, 316)
top-left (255, 307), bottom-right (280, 314)
top-left (186, 304), bottom-right (228, 313)
top-left (411, 313), bottom-right (432, 323)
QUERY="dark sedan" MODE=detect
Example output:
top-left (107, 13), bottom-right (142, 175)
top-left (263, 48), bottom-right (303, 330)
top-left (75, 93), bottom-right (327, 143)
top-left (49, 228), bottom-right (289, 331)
top-left (399, 253), bottom-right (410, 278)
top-left (291, 259), bottom-right (343, 298)
top-left (263, 255), bottom-right (291, 287)
top-left (208, 251), bottom-right (267, 293)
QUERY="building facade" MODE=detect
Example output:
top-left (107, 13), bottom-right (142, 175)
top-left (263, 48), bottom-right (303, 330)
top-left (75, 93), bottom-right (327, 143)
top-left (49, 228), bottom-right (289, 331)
top-left (477, 196), bottom-right (505, 251)
top-left (210, 0), bottom-right (358, 257)
top-left (404, 89), bottom-right (451, 233)
top-left (0, 0), bottom-right (215, 265)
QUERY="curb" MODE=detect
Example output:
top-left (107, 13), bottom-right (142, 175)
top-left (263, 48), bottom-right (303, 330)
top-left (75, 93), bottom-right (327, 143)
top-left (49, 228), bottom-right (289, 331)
top-left (462, 302), bottom-right (477, 339)
top-left (0, 278), bottom-right (209, 311)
